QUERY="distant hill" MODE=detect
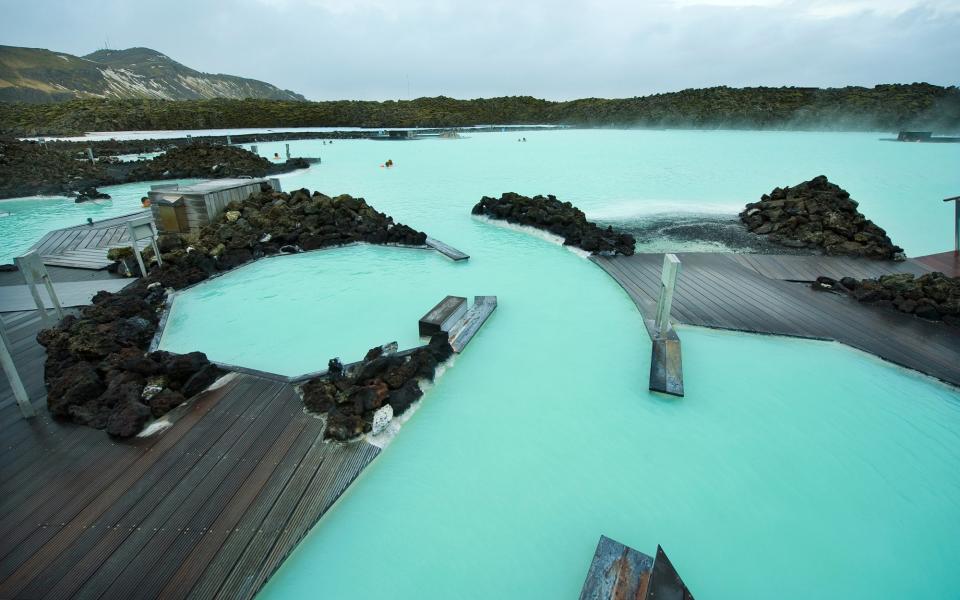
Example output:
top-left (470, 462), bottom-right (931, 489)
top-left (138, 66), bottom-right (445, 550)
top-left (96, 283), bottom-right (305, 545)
top-left (0, 45), bottom-right (305, 103)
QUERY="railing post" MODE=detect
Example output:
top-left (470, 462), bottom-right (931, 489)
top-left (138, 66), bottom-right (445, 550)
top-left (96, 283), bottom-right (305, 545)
top-left (945, 196), bottom-right (960, 255)
top-left (14, 251), bottom-right (63, 323)
top-left (127, 222), bottom-right (149, 277)
top-left (0, 318), bottom-right (35, 418)
top-left (654, 254), bottom-right (681, 338)
top-left (955, 200), bottom-right (959, 255)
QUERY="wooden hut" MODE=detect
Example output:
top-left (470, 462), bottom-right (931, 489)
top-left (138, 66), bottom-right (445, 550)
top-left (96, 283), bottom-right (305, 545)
top-left (147, 178), bottom-right (281, 236)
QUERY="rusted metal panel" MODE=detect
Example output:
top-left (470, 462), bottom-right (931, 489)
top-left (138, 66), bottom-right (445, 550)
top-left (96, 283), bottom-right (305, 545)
top-left (579, 535), bottom-right (654, 600)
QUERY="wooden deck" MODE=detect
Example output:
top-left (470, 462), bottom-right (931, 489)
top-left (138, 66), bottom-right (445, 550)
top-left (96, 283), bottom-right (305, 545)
top-left (729, 253), bottom-right (931, 281)
top-left (592, 253), bottom-right (960, 387)
top-left (0, 278), bottom-right (133, 312)
top-left (0, 311), bottom-right (380, 600)
top-left (28, 211), bottom-right (153, 270)
top-left (912, 251), bottom-right (960, 278)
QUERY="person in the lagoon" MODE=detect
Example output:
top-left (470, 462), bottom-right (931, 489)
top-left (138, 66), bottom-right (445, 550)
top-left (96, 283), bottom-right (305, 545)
top-left (274, 152), bottom-right (280, 159)
top-left (141, 197), bottom-right (151, 208)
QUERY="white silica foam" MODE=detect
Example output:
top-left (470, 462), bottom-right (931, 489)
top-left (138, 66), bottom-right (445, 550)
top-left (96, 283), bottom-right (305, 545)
top-left (584, 199), bottom-right (743, 221)
top-left (471, 214), bottom-right (591, 258)
top-left (365, 354), bottom-right (457, 449)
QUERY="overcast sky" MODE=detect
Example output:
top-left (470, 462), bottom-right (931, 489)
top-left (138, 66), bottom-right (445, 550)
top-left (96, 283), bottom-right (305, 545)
top-left (1, 0), bottom-right (957, 100)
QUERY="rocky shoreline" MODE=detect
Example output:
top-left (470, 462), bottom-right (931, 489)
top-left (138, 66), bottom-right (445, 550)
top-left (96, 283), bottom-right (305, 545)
top-left (740, 175), bottom-right (904, 260)
top-left (37, 184), bottom-right (429, 438)
top-left (814, 272), bottom-right (960, 326)
top-left (472, 192), bottom-right (636, 255)
top-left (302, 337), bottom-right (454, 442)
top-left (0, 138), bottom-right (308, 199)
top-left (41, 131), bottom-right (367, 157)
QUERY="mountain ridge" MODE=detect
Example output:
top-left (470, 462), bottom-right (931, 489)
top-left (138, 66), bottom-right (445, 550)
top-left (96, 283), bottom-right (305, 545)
top-left (0, 45), bottom-right (306, 103)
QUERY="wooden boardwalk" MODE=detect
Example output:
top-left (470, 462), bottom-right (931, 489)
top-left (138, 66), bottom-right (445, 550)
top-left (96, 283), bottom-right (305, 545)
top-left (29, 211), bottom-right (153, 270)
top-left (913, 251), bottom-right (960, 277)
top-left (592, 253), bottom-right (960, 387)
top-left (0, 311), bottom-right (380, 600)
top-left (729, 253), bottom-right (931, 281)
top-left (0, 278), bottom-right (133, 312)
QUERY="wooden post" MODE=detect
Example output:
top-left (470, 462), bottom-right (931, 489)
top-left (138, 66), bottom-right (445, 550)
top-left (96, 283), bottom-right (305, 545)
top-left (654, 254), bottom-right (681, 338)
top-left (86, 147), bottom-right (94, 163)
top-left (943, 196), bottom-right (960, 255)
top-left (285, 143), bottom-right (291, 159)
top-left (251, 144), bottom-right (258, 155)
top-left (14, 251), bottom-right (63, 323)
top-left (126, 215), bottom-right (161, 276)
top-left (0, 319), bottom-right (34, 418)
top-left (149, 219), bottom-right (163, 267)
top-left (127, 222), bottom-right (148, 277)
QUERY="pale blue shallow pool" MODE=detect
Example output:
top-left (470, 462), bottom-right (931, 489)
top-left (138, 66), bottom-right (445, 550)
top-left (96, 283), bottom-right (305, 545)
top-left (158, 246), bottom-right (464, 375)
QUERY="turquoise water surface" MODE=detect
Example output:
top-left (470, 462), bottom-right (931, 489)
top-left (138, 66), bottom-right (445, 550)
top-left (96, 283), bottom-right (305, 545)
top-left (4, 130), bottom-right (959, 264)
top-left (165, 235), bottom-right (960, 600)
top-left (8, 130), bottom-right (960, 598)
top-left (159, 246), bottom-right (460, 375)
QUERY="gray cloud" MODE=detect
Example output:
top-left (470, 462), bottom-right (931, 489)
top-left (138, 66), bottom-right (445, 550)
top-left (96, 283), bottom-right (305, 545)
top-left (0, 0), bottom-right (957, 100)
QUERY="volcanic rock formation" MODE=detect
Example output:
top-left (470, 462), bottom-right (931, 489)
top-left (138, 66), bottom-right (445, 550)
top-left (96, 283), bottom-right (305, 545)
top-left (472, 192), bottom-right (636, 256)
top-left (741, 176), bottom-right (904, 260)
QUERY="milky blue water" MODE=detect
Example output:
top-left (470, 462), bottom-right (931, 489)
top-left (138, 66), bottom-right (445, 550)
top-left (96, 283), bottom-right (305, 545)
top-left (4, 130), bottom-right (958, 265)
top-left (159, 246), bottom-right (461, 375)
top-left (8, 130), bottom-right (960, 598)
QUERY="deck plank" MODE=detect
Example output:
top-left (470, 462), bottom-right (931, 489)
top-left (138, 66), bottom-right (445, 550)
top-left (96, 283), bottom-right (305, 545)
top-left (0, 311), bottom-right (386, 600)
top-left (592, 252), bottom-right (960, 387)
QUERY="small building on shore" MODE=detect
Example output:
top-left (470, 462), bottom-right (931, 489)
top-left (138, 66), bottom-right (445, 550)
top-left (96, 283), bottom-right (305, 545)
top-left (897, 131), bottom-right (933, 142)
top-left (148, 177), bottom-right (281, 236)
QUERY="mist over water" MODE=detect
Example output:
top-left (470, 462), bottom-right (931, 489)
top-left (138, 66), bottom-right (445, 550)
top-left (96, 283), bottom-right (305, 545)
top-left (3, 128), bottom-right (958, 264)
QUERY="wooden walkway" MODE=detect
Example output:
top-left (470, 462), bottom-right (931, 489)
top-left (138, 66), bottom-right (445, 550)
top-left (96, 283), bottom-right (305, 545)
top-left (28, 211), bottom-right (153, 270)
top-left (729, 253), bottom-right (931, 281)
top-left (0, 311), bottom-right (380, 600)
top-left (592, 253), bottom-right (960, 387)
top-left (913, 251), bottom-right (960, 278)
top-left (0, 278), bottom-right (133, 312)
